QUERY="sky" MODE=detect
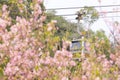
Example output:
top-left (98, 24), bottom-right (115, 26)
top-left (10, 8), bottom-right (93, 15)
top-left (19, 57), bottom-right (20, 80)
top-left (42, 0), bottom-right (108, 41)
top-left (44, 0), bottom-right (120, 36)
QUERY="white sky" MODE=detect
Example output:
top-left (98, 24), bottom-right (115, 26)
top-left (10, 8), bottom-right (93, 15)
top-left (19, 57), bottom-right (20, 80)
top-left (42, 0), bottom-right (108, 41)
top-left (44, 0), bottom-right (120, 36)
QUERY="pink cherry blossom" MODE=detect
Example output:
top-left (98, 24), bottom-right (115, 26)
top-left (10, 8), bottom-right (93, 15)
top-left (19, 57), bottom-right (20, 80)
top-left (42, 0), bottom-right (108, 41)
top-left (37, 0), bottom-right (43, 4)
top-left (2, 5), bottom-right (8, 12)
top-left (0, 0), bottom-right (120, 80)
top-left (18, 0), bottom-right (23, 3)
top-left (82, 75), bottom-right (87, 80)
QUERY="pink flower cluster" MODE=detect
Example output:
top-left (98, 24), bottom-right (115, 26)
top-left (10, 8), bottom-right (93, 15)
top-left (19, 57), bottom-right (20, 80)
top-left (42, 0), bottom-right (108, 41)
top-left (80, 53), bottom-right (120, 80)
top-left (0, 1), bottom-right (120, 80)
top-left (0, 2), bottom-right (76, 79)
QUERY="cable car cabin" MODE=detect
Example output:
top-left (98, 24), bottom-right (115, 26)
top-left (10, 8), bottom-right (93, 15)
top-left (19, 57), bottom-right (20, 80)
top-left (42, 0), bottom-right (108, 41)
top-left (56, 39), bottom-right (89, 54)
top-left (70, 39), bottom-right (82, 53)
top-left (70, 39), bottom-right (89, 54)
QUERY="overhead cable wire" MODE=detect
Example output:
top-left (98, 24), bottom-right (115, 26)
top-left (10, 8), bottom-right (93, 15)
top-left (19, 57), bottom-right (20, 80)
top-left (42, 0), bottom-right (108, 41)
top-left (46, 4), bottom-right (120, 10)
top-left (55, 11), bottom-right (120, 16)
top-left (67, 16), bottom-right (120, 21)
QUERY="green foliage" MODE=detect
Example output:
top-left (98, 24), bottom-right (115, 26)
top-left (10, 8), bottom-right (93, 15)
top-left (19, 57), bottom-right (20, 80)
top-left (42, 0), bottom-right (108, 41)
top-left (0, 56), bottom-right (9, 78)
top-left (94, 30), bottom-right (111, 57)
top-left (46, 11), bottom-right (82, 40)
top-left (0, 0), bottom-right (45, 20)
top-left (77, 6), bottom-right (99, 24)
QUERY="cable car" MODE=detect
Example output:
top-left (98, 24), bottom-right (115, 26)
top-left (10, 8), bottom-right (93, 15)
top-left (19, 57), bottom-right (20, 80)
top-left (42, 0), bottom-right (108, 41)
top-left (70, 39), bottom-right (82, 53)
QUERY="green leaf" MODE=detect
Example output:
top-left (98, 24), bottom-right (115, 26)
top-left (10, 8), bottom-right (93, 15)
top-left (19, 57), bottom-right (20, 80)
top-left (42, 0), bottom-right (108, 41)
top-left (0, 68), bottom-right (4, 77)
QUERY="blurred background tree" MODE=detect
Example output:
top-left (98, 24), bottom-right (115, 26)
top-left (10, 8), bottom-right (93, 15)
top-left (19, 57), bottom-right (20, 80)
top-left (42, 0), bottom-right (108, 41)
top-left (46, 10), bottom-right (83, 40)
